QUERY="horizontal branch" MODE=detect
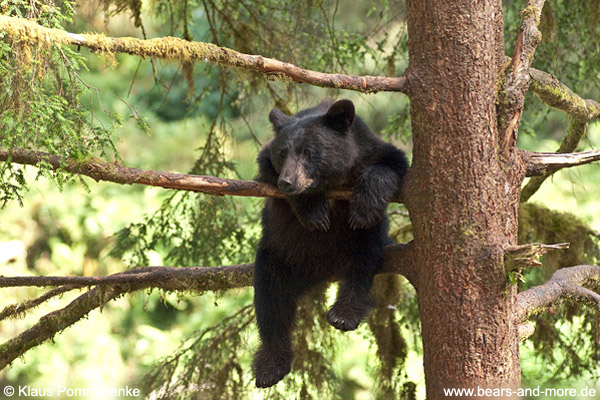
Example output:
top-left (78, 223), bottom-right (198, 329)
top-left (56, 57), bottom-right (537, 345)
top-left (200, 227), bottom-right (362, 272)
top-left (516, 265), bottom-right (600, 321)
top-left (0, 148), bottom-right (360, 201)
top-left (0, 15), bottom-right (407, 94)
top-left (0, 264), bottom-right (254, 291)
top-left (519, 67), bottom-right (600, 200)
top-left (0, 243), bottom-right (414, 369)
top-left (521, 149), bottom-right (600, 177)
top-left (6, 146), bottom-right (600, 203)
top-left (504, 242), bottom-right (569, 272)
top-left (0, 243), bottom-right (414, 290)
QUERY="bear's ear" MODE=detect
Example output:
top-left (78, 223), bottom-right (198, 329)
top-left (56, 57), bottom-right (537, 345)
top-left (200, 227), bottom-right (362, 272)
top-left (269, 108), bottom-right (291, 131)
top-left (324, 99), bottom-right (355, 132)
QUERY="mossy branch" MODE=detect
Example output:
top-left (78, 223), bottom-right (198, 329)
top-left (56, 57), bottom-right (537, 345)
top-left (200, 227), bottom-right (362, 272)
top-left (0, 15), bottom-right (407, 94)
top-left (0, 243), bottom-right (415, 370)
top-left (519, 67), bottom-right (600, 200)
top-left (516, 265), bottom-right (600, 322)
top-left (529, 68), bottom-right (600, 120)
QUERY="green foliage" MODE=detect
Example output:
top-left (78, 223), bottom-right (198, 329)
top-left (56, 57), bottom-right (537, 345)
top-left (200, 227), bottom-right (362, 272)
top-left (144, 305), bottom-right (254, 400)
top-left (110, 119), bottom-right (261, 268)
top-left (0, 0), bottom-right (146, 205)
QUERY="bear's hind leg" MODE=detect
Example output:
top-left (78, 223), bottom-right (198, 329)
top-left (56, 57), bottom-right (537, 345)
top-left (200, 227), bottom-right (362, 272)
top-left (327, 250), bottom-right (379, 331)
top-left (326, 280), bottom-right (375, 331)
top-left (253, 250), bottom-right (299, 388)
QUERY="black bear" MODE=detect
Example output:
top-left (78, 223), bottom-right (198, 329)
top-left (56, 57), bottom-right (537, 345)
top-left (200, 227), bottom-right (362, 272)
top-left (253, 99), bottom-right (409, 388)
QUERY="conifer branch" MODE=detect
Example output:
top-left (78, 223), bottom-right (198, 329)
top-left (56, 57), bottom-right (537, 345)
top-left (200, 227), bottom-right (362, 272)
top-left (6, 147), bottom-right (600, 202)
top-left (0, 148), bottom-right (361, 201)
top-left (516, 265), bottom-right (600, 322)
top-left (0, 15), bottom-right (407, 94)
top-left (0, 287), bottom-right (74, 321)
top-left (0, 243), bottom-right (414, 370)
top-left (519, 67), bottom-right (600, 200)
top-left (529, 68), bottom-right (600, 120)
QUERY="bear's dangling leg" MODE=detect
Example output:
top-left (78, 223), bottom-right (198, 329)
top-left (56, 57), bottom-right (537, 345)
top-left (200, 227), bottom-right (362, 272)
top-left (326, 249), bottom-right (380, 331)
top-left (253, 249), bottom-right (299, 388)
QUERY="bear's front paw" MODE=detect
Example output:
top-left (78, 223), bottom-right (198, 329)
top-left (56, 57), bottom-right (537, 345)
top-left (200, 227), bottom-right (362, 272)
top-left (296, 201), bottom-right (331, 231)
top-left (349, 193), bottom-right (386, 229)
top-left (253, 347), bottom-right (293, 388)
top-left (326, 303), bottom-right (371, 332)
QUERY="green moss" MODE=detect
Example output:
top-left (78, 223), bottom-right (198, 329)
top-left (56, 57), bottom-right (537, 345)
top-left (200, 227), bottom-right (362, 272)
top-left (520, 5), bottom-right (542, 23)
top-left (518, 202), bottom-right (600, 271)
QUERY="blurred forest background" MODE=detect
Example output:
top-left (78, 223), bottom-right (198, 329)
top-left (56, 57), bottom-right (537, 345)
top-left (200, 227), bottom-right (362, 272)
top-left (1, 0), bottom-right (600, 399)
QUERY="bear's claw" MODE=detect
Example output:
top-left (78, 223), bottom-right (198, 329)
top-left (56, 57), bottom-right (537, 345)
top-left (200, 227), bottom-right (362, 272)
top-left (254, 364), bottom-right (291, 388)
top-left (326, 306), bottom-right (364, 331)
top-left (253, 346), bottom-right (293, 388)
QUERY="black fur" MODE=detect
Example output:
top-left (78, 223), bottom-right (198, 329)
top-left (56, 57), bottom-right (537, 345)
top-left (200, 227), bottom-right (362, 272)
top-left (253, 99), bottom-right (409, 388)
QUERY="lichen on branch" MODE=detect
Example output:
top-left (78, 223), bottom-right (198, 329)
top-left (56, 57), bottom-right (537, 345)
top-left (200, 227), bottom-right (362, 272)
top-left (0, 242), bottom-right (414, 370)
top-left (0, 15), bottom-right (408, 94)
top-left (516, 265), bottom-right (600, 321)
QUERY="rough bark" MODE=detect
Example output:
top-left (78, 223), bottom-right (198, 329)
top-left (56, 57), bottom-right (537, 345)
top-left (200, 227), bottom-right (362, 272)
top-left (404, 0), bottom-right (523, 396)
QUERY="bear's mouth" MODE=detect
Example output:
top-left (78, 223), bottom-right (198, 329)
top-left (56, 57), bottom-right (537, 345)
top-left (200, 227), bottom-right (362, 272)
top-left (278, 179), bottom-right (314, 196)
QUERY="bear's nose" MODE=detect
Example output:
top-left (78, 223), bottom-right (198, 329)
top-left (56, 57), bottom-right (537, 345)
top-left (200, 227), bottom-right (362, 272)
top-left (278, 177), bottom-right (295, 193)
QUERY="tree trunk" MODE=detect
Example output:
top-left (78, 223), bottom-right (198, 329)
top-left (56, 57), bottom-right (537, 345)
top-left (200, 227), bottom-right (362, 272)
top-left (403, 1), bottom-right (526, 398)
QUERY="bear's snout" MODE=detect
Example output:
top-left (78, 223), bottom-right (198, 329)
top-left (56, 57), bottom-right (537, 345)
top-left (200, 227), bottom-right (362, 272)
top-left (277, 176), bottom-right (296, 193)
top-left (277, 156), bottom-right (312, 195)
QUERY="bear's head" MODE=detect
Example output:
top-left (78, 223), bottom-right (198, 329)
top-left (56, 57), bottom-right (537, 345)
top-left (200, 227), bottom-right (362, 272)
top-left (268, 99), bottom-right (360, 195)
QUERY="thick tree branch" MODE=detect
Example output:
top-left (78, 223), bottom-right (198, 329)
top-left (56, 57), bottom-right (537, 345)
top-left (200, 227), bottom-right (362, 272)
top-left (529, 68), bottom-right (600, 120)
top-left (7, 146), bottom-right (600, 203)
top-left (498, 0), bottom-right (546, 157)
top-left (0, 243), bottom-right (414, 290)
top-left (0, 264), bottom-right (254, 291)
top-left (0, 15), bottom-right (407, 94)
top-left (0, 243), bottom-right (414, 369)
top-left (516, 265), bottom-right (600, 322)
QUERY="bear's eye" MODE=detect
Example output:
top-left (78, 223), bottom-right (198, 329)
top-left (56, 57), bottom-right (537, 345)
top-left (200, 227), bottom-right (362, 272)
top-left (303, 148), bottom-right (312, 158)
top-left (278, 148), bottom-right (288, 159)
